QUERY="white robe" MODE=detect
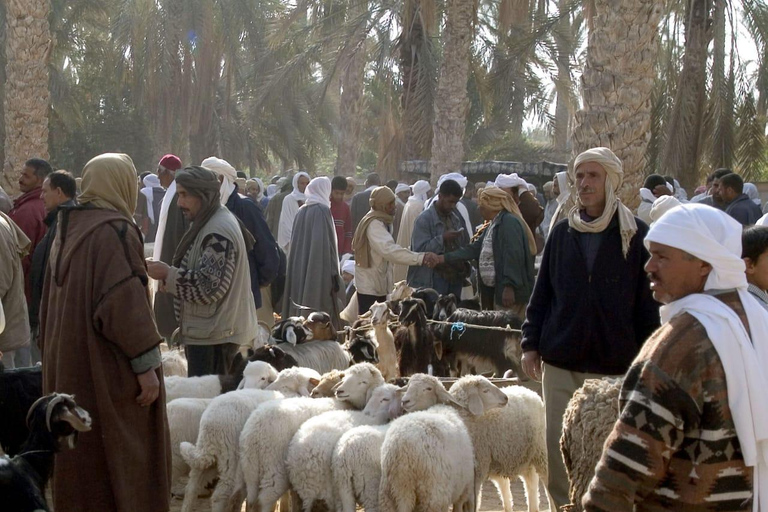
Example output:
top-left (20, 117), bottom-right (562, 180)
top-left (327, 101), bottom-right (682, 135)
top-left (393, 197), bottom-right (426, 284)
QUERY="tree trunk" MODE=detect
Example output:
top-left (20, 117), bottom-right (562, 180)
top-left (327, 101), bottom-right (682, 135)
top-left (430, 0), bottom-right (475, 183)
top-left (659, 0), bottom-right (713, 191)
top-left (571, 0), bottom-right (663, 209)
top-left (553, 0), bottom-right (572, 152)
top-left (336, 0), bottom-right (369, 177)
top-left (3, 0), bottom-right (51, 195)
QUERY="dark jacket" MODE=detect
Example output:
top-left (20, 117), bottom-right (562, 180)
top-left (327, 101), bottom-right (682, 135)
top-left (521, 214), bottom-right (660, 375)
top-left (29, 199), bottom-right (76, 328)
top-left (154, 190), bottom-right (189, 338)
top-left (444, 210), bottom-right (535, 306)
top-left (725, 193), bottom-right (763, 226)
top-left (226, 188), bottom-right (281, 310)
top-left (351, 188), bottom-right (374, 233)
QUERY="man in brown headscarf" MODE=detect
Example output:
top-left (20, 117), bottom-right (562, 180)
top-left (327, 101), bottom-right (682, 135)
top-left (39, 153), bottom-right (171, 512)
top-left (147, 166), bottom-right (257, 377)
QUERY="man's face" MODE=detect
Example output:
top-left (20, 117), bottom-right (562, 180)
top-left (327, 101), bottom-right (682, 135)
top-left (331, 189), bottom-right (345, 203)
top-left (552, 179), bottom-right (560, 197)
top-left (246, 183), bottom-right (260, 199)
top-left (645, 242), bottom-right (711, 304)
top-left (397, 191), bottom-right (410, 203)
top-left (19, 165), bottom-right (43, 193)
top-left (297, 176), bottom-right (310, 194)
top-left (176, 183), bottom-right (203, 221)
top-left (746, 251), bottom-right (768, 292)
top-left (575, 162), bottom-right (607, 213)
top-left (384, 199), bottom-right (397, 216)
top-left (436, 194), bottom-right (461, 216)
top-left (41, 178), bottom-right (66, 212)
top-left (720, 184), bottom-right (738, 204)
top-left (711, 178), bottom-right (723, 203)
top-left (345, 180), bottom-right (356, 196)
top-left (157, 165), bottom-right (175, 187)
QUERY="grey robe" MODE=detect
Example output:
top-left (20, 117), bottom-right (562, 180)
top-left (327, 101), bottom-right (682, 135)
top-left (281, 203), bottom-right (344, 328)
top-left (266, 190), bottom-right (290, 237)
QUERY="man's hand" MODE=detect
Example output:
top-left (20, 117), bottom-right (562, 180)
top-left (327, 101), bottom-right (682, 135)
top-left (502, 286), bottom-right (515, 308)
top-left (146, 260), bottom-right (170, 281)
top-left (521, 350), bottom-right (542, 382)
top-left (136, 369), bottom-right (160, 406)
top-left (422, 252), bottom-right (439, 268)
top-left (443, 230), bottom-right (462, 243)
top-left (652, 184), bottom-right (672, 198)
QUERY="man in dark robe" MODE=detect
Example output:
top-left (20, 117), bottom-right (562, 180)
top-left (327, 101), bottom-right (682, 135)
top-left (282, 177), bottom-right (344, 328)
top-left (350, 172), bottom-right (381, 232)
top-left (152, 154), bottom-right (187, 341)
top-left (40, 153), bottom-right (170, 512)
top-left (265, 177), bottom-right (292, 237)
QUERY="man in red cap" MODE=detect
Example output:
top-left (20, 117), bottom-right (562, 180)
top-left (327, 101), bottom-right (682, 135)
top-left (150, 154), bottom-right (187, 342)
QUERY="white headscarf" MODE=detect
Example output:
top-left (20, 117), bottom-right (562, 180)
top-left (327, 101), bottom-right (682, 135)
top-left (527, 183), bottom-right (537, 194)
top-left (648, 195), bottom-right (681, 225)
top-left (438, 172), bottom-right (468, 190)
top-left (201, 156), bottom-right (237, 205)
top-left (555, 171), bottom-right (570, 206)
top-left (395, 183), bottom-right (410, 195)
top-left (646, 204), bottom-right (768, 512)
top-left (140, 174), bottom-right (161, 223)
top-left (495, 173), bottom-right (527, 190)
top-left (290, 171), bottom-right (310, 202)
top-left (250, 178), bottom-right (265, 201)
top-left (673, 178), bottom-right (688, 201)
top-left (266, 184), bottom-right (278, 197)
top-left (427, 173), bottom-right (471, 233)
top-left (341, 258), bottom-right (355, 276)
top-left (745, 183), bottom-right (761, 206)
top-left (569, 147), bottom-right (637, 258)
top-left (410, 180), bottom-right (431, 203)
top-left (304, 176), bottom-right (331, 209)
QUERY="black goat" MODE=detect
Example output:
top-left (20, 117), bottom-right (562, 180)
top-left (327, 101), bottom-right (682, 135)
top-left (440, 309), bottom-right (524, 378)
top-left (0, 365), bottom-right (43, 456)
top-left (394, 298), bottom-right (447, 376)
top-left (271, 317), bottom-right (310, 345)
top-left (0, 393), bottom-right (92, 511)
top-left (227, 345), bottom-right (299, 393)
top-left (411, 288), bottom-right (439, 319)
top-left (433, 293), bottom-right (459, 321)
top-left (346, 332), bottom-right (379, 365)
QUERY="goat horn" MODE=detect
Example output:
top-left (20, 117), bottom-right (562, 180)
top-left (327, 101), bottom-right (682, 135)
top-left (59, 407), bottom-right (92, 432)
top-left (44, 394), bottom-right (68, 432)
top-left (26, 394), bottom-right (52, 429)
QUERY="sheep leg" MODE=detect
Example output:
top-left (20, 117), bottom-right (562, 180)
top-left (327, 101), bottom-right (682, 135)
top-left (181, 466), bottom-right (207, 512)
top-left (520, 468), bottom-right (540, 512)
top-left (490, 476), bottom-right (513, 512)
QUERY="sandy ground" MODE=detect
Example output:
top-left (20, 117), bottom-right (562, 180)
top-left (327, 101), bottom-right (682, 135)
top-left (169, 478), bottom-right (551, 512)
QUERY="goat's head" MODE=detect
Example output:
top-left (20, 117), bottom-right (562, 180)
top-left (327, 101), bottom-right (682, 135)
top-left (411, 288), bottom-right (439, 318)
top-left (347, 334), bottom-right (379, 365)
top-left (449, 376), bottom-right (509, 416)
top-left (249, 344), bottom-right (299, 371)
top-left (26, 393), bottom-right (92, 451)
top-left (434, 294), bottom-right (458, 321)
top-left (369, 302), bottom-right (396, 326)
top-left (332, 363), bottom-right (385, 409)
top-left (362, 384), bottom-right (403, 422)
top-left (304, 312), bottom-right (336, 341)
top-left (390, 281), bottom-right (414, 302)
top-left (398, 374), bottom-right (459, 412)
top-left (398, 298), bottom-right (427, 326)
top-left (271, 317), bottom-right (309, 345)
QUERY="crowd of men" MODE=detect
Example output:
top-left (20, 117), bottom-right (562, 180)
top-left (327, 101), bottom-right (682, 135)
top-left (0, 148), bottom-right (766, 512)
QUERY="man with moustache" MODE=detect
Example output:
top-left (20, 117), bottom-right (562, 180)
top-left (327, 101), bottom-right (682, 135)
top-left (520, 147), bottom-right (660, 510)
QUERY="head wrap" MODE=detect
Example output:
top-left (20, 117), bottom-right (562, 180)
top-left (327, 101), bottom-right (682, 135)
top-left (304, 176), bottom-right (332, 209)
top-left (649, 195), bottom-right (681, 225)
top-left (410, 180), bottom-right (431, 202)
top-left (352, 186), bottom-right (396, 268)
top-left (745, 183), bottom-right (761, 206)
top-left (437, 172), bottom-right (467, 190)
top-left (478, 187), bottom-right (537, 255)
top-left (201, 156), bottom-right (237, 205)
top-left (341, 258), bottom-right (356, 276)
top-left (494, 173), bottom-right (527, 190)
top-left (248, 178), bottom-right (265, 201)
top-left (172, 166), bottom-right (254, 266)
top-left (266, 184), bottom-right (278, 197)
top-left (673, 178), bottom-right (688, 201)
top-left (646, 204), bottom-right (768, 507)
top-left (569, 147), bottom-right (638, 258)
top-left (235, 177), bottom-right (247, 191)
top-left (290, 171), bottom-right (310, 202)
top-left (527, 183), bottom-right (537, 194)
top-left (79, 153), bottom-right (138, 221)
top-left (395, 183), bottom-right (410, 195)
top-left (159, 154), bottom-right (182, 171)
top-left (140, 173), bottom-right (162, 223)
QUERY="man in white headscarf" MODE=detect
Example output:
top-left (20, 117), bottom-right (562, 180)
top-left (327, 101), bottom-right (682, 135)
top-left (547, 170), bottom-right (572, 236)
top-left (277, 171), bottom-right (310, 255)
top-left (394, 180), bottom-right (431, 283)
top-left (521, 147), bottom-right (660, 510)
top-left (495, 173), bottom-right (544, 239)
top-left (540, 180), bottom-right (557, 239)
top-left (137, 173), bottom-right (165, 242)
top-left (427, 172), bottom-right (473, 234)
top-left (585, 203), bottom-right (768, 512)
top-left (282, 177), bottom-right (344, 327)
top-left (201, 156), bottom-right (238, 205)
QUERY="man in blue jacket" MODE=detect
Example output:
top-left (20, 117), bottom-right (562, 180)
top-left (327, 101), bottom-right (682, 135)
top-left (716, 172), bottom-right (762, 226)
top-left (521, 147), bottom-right (660, 510)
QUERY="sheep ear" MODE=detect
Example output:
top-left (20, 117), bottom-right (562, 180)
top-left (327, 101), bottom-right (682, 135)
top-left (433, 338), bottom-right (444, 360)
top-left (308, 377), bottom-right (320, 387)
top-left (237, 379), bottom-right (246, 390)
top-left (436, 386), bottom-right (458, 407)
top-left (388, 396), bottom-right (403, 420)
top-left (466, 391), bottom-right (485, 417)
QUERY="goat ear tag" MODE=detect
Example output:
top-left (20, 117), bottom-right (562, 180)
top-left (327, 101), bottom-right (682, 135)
top-left (467, 393), bottom-right (485, 416)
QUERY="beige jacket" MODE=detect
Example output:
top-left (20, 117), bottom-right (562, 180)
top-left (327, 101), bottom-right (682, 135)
top-left (355, 219), bottom-right (423, 296)
top-left (0, 212), bottom-right (31, 352)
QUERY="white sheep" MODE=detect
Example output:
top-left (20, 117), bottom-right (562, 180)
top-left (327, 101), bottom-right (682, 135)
top-left (379, 404), bottom-right (475, 512)
top-left (331, 388), bottom-right (404, 512)
top-left (286, 384), bottom-right (399, 512)
top-left (368, 302), bottom-right (398, 381)
top-left (276, 340), bottom-right (351, 374)
top-left (238, 362), bottom-right (385, 512)
top-left (560, 377), bottom-right (621, 512)
top-left (162, 349), bottom-right (188, 377)
top-left (179, 367), bottom-right (321, 512)
top-left (165, 360), bottom-right (277, 403)
top-left (401, 374), bottom-right (552, 512)
top-left (167, 397), bottom-right (215, 496)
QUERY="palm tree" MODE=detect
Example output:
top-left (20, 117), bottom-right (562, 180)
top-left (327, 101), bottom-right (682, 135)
top-left (430, 0), bottom-right (476, 182)
top-left (571, 0), bottom-right (664, 208)
top-left (3, 0), bottom-right (52, 194)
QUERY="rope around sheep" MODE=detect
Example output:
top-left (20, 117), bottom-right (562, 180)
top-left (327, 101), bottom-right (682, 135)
top-left (344, 318), bottom-right (522, 335)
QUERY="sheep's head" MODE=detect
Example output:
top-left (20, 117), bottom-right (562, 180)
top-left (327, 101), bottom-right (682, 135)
top-left (369, 302), bottom-right (396, 327)
top-left (26, 393), bottom-right (92, 451)
top-left (399, 374), bottom-right (458, 412)
top-left (272, 317), bottom-right (310, 345)
top-left (238, 361), bottom-right (279, 390)
top-left (304, 312), bottom-right (337, 341)
top-left (449, 375), bottom-right (509, 417)
top-left (362, 384), bottom-right (403, 422)
top-left (434, 294), bottom-right (458, 321)
top-left (390, 281), bottom-right (414, 302)
top-left (249, 345), bottom-right (299, 371)
top-left (347, 334), bottom-right (379, 365)
top-left (333, 363), bottom-right (385, 409)
top-left (267, 367), bottom-right (323, 397)
top-left (310, 370), bottom-right (345, 398)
